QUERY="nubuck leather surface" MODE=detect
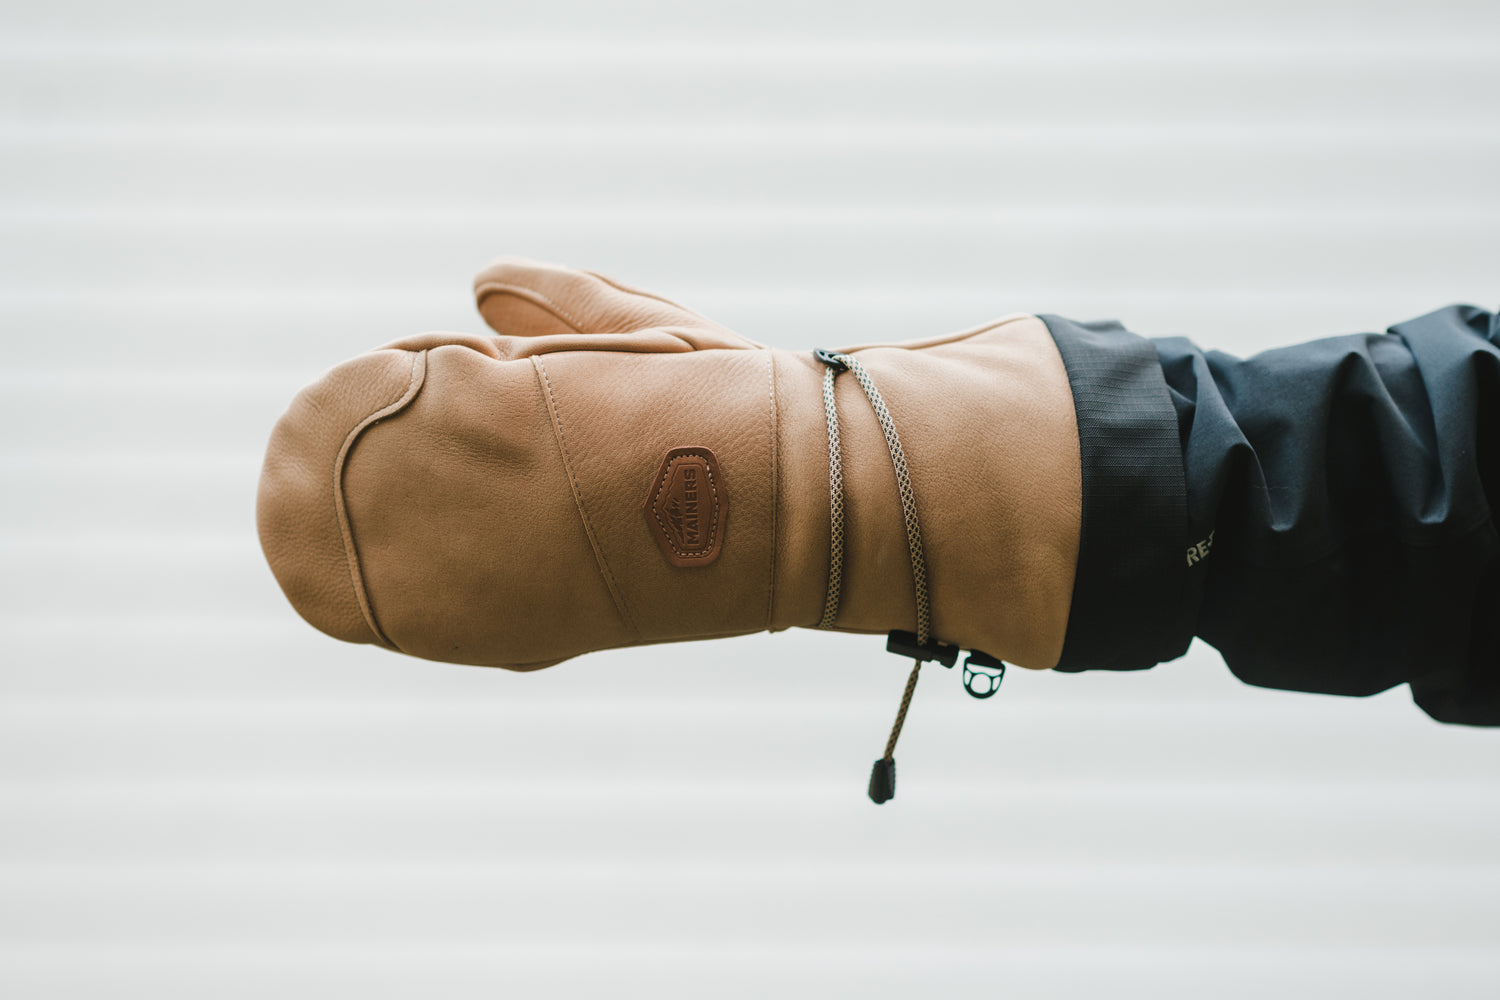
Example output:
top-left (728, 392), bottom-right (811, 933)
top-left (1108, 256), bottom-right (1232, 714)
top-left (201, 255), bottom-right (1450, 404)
top-left (257, 258), bottom-right (1083, 672)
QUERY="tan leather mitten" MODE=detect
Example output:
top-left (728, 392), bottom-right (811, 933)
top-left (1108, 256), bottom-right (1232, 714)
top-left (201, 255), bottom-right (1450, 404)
top-left (257, 257), bottom-right (1082, 703)
top-left (258, 258), bottom-right (1083, 674)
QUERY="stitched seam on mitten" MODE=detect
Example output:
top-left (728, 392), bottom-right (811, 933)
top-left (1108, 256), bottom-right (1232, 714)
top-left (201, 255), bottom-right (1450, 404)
top-left (532, 355), bottom-right (642, 638)
top-left (332, 349), bottom-right (428, 650)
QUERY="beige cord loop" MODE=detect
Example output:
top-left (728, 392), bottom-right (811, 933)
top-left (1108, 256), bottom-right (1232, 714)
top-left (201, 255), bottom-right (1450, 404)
top-left (818, 364), bottom-right (844, 629)
top-left (815, 349), bottom-right (936, 802)
top-left (816, 352), bottom-right (932, 643)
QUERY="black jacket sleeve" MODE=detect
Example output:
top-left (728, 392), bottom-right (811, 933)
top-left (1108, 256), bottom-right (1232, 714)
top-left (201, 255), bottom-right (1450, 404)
top-left (1041, 304), bottom-right (1500, 725)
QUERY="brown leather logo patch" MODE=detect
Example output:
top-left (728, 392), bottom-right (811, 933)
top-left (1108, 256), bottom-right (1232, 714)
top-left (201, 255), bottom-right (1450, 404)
top-left (644, 447), bottom-right (727, 567)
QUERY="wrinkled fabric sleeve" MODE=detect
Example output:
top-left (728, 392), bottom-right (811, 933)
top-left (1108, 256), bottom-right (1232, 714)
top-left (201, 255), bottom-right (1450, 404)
top-left (1041, 305), bottom-right (1500, 725)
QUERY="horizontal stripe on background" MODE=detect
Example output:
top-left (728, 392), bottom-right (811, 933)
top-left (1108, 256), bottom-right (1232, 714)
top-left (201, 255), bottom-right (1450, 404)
top-left (0, 947), bottom-right (1496, 1000)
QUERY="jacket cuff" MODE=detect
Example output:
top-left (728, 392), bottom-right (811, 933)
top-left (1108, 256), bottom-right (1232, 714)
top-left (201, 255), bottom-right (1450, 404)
top-left (1039, 314), bottom-right (1194, 671)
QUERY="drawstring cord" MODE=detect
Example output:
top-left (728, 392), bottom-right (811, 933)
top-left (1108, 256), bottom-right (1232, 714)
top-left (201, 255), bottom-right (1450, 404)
top-left (815, 349), bottom-right (933, 804)
top-left (814, 348), bottom-right (1008, 804)
top-left (817, 353), bottom-right (845, 630)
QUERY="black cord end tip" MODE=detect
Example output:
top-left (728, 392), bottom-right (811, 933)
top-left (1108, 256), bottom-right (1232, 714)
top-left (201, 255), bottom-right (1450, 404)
top-left (868, 757), bottom-right (896, 804)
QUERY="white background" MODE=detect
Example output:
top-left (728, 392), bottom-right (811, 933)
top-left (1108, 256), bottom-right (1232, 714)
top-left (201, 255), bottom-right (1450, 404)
top-left (3, 1), bottom-right (1499, 996)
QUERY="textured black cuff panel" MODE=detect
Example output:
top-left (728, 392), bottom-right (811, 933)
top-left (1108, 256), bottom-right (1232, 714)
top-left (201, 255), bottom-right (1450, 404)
top-left (1040, 315), bottom-right (1193, 672)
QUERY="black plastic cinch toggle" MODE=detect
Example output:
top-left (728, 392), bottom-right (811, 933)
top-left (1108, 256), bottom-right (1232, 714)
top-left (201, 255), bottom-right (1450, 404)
top-left (886, 630), bottom-right (959, 668)
top-left (814, 348), bottom-right (849, 371)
